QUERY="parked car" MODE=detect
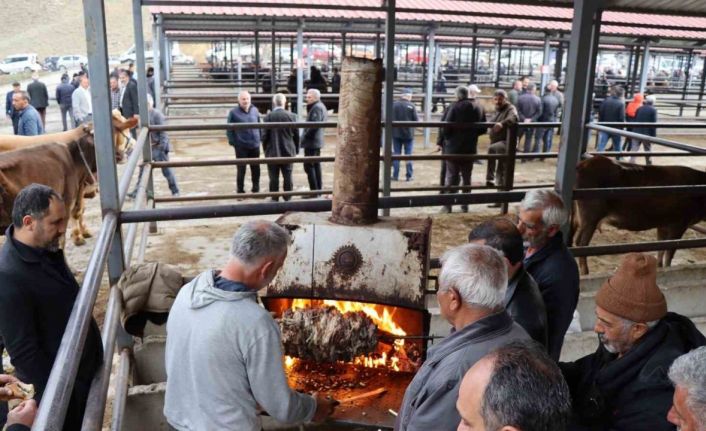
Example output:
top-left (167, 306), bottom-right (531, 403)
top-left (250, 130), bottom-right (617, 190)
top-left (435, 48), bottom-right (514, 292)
top-left (43, 56), bottom-right (60, 71)
top-left (120, 44), bottom-right (154, 63)
top-left (0, 53), bottom-right (41, 74)
top-left (57, 55), bottom-right (88, 72)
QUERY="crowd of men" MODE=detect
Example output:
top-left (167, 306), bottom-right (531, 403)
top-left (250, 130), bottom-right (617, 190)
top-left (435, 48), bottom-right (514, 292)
top-left (0, 181), bottom-right (704, 431)
top-left (226, 88), bottom-right (328, 198)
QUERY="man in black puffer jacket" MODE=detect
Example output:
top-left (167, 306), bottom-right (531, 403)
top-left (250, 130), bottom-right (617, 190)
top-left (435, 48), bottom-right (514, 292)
top-left (560, 253), bottom-right (706, 431)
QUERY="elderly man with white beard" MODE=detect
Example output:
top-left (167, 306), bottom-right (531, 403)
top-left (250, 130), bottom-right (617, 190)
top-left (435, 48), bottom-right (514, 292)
top-left (560, 253), bottom-right (706, 431)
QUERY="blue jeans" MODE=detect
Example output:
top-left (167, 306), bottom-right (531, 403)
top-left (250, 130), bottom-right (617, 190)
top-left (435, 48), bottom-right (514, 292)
top-left (152, 147), bottom-right (179, 195)
top-left (597, 131), bottom-right (622, 154)
top-left (392, 138), bottom-right (414, 180)
top-left (535, 128), bottom-right (554, 153)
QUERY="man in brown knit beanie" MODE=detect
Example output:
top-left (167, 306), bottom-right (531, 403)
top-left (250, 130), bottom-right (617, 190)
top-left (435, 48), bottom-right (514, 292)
top-left (560, 253), bottom-right (706, 431)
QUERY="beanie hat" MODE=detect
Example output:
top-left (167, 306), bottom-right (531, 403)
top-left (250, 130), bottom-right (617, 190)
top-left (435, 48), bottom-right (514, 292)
top-left (595, 253), bottom-right (667, 323)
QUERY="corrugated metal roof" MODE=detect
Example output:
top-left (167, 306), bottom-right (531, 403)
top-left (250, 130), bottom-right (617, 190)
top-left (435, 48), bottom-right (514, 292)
top-left (152, 0), bottom-right (706, 43)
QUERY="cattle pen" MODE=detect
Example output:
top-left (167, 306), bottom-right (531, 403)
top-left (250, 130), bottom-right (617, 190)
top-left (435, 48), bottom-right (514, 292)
top-left (26, 0), bottom-right (706, 430)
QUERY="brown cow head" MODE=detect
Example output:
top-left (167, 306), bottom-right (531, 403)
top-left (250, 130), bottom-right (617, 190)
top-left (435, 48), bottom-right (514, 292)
top-left (111, 110), bottom-right (139, 163)
top-left (81, 111), bottom-right (138, 164)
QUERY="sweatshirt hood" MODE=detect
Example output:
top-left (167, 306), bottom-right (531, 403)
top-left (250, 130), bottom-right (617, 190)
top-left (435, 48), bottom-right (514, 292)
top-left (188, 270), bottom-right (257, 309)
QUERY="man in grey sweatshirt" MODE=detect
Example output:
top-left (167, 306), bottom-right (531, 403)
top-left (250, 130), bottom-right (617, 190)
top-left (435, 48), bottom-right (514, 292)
top-left (164, 221), bottom-right (336, 430)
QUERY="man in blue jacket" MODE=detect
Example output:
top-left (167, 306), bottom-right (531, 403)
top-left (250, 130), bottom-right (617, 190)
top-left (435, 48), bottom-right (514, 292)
top-left (597, 86), bottom-right (626, 156)
top-left (5, 82), bottom-right (21, 135)
top-left (391, 88), bottom-right (419, 181)
top-left (13, 92), bottom-right (43, 136)
top-left (56, 74), bottom-right (76, 131)
top-left (227, 90), bottom-right (261, 194)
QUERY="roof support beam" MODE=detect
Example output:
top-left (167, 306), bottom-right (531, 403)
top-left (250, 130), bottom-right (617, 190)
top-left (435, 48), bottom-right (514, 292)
top-left (423, 27), bottom-right (435, 148)
top-left (556, 0), bottom-right (603, 230)
top-left (638, 41), bottom-right (651, 93)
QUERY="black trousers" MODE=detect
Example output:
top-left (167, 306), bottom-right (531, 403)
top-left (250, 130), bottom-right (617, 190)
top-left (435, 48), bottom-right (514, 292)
top-left (234, 146), bottom-right (261, 193)
top-left (303, 148), bottom-right (322, 191)
top-left (267, 163), bottom-right (293, 200)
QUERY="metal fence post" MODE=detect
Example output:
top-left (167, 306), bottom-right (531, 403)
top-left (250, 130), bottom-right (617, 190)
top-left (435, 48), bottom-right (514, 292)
top-left (382, 0), bottom-right (396, 217)
top-left (556, 0), bottom-right (603, 237)
top-left (501, 123), bottom-right (518, 215)
top-left (133, 0), bottom-right (156, 206)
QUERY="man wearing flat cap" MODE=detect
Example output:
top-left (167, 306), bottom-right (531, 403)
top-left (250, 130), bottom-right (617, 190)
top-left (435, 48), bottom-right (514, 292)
top-left (560, 253), bottom-right (706, 431)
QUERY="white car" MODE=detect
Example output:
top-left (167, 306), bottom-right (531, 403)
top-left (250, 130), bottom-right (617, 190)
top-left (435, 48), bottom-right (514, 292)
top-left (0, 53), bottom-right (41, 74)
top-left (57, 55), bottom-right (88, 72)
top-left (120, 44), bottom-right (154, 63)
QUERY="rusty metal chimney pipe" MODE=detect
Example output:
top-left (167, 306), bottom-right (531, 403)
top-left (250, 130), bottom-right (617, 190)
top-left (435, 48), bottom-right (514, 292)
top-left (331, 57), bottom-right (383, 225)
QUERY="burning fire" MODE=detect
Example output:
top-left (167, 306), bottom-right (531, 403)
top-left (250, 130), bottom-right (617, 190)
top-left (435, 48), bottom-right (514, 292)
top-left (284, 299), bottom-right (410, 372)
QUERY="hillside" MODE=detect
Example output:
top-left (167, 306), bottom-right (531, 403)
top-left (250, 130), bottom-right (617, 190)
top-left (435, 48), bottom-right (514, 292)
top-left (0, 0), bottom-right (152, 60)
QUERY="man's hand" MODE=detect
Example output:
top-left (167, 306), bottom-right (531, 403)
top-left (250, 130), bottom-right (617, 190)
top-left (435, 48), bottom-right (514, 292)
top-left (436, 144), bottom-right (443, 153)
top-left (492, 123), bottom-right (503, 134)
top-left (0, 374), bottom-right (19, 401)
top-left (523, 118), bottom-right (531, 123)
top-left (7, 399), bottom-right (37, 427)
top-left (311, 392), bottom-right (337, 423)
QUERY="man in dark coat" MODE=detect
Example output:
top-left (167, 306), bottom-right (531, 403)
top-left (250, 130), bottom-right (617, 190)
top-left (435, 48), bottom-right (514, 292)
top-left (0, 184), bottom-right (103, 431)
top-left (26, 74), bottom-right (49, 128)
top-left (516, 83), bottom-right (542, 158)
top-left (262, 93), bottom-right (299, 201)
top-left (5, 82), bottom-right (21, 134)
top-left (517, 189), bottom-right (580, 360)
top-left (629, 95), bottom-right (658, 165)
top-left (597, 86), bottom-right (626, 155)
top-left (534, 83), bottom-right (562, 156)
top-left (302, 88), bottom-right (327, 193)
top-left (119, 69), bottom-right (139, 138)
top-left (468, 217), bottom-right (549, 348)
top-left (437, 85), bottom-right (486, 214)
top-left (560, 253), bottom-right (706, 431)
top-left (56, 74), bottom-right (76, 131)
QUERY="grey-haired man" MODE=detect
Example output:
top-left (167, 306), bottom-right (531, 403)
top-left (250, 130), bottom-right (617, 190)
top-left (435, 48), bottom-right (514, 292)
top-left (164, 221), bottom-right (336, 431)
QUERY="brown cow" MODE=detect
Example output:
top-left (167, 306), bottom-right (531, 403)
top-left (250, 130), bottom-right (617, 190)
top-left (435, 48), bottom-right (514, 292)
top-left (0, 115), bottom-right (137, 246)
top-left (572, 155), bottom-right (706, 274)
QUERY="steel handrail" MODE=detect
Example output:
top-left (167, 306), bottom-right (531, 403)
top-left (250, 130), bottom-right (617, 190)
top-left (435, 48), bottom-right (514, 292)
top-left (31, 212), bottom-right (118, 430)
top-left (587, 123), bottom-right (706, 155)
top-left (81, 286), bottom-right (124, 431)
